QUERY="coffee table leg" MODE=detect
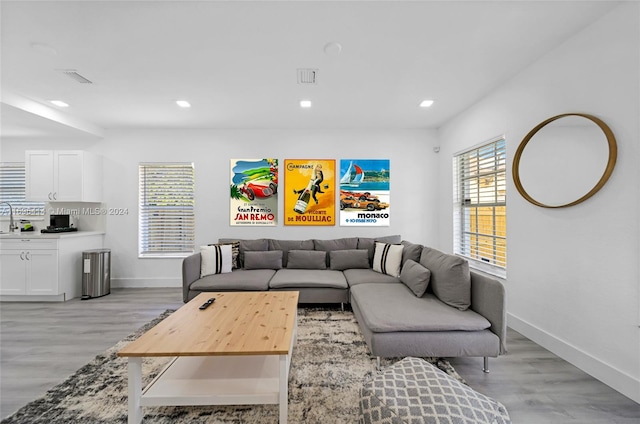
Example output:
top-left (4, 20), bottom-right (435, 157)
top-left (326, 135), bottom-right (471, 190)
top-left (127, 357), bottom-right (143, 424)
top-left (279, 354), bottom-right (288, 424)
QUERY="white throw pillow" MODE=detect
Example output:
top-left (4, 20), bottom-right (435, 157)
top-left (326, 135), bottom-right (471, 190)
top-left (200, 244), bottom-right (232, 277)
top-left (372, 242), bottom-right (404, 278)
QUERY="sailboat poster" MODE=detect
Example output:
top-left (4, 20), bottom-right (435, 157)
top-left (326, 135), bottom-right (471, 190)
top-left (339, 159), bottom-right (390, 226)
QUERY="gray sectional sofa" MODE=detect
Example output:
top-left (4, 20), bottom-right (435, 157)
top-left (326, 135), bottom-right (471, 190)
top-left (182, 236), bottom-right (507, 370)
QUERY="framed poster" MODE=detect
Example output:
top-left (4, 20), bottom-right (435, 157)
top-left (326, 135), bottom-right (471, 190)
top-left (339, 159), bottom-right (390, 226)
top-left (284, 159), bottom-right (335, 226)
top-left (230, 158), bottom-right (278, 226)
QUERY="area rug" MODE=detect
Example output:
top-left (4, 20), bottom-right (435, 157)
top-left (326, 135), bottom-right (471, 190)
top-left (2, 308), bottom-right (463, 424)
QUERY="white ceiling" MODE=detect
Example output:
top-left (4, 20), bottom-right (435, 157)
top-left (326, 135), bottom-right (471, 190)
top-left (0, 0), bottom-right (620, 137)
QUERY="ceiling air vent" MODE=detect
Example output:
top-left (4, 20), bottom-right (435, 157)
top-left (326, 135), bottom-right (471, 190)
top-left (58, 69), bottom-right (93, 84)
top-left (297, 68), bottom-right (318, 85)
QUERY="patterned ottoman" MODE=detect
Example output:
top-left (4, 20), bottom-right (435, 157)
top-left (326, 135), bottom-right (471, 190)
top-left (359, 357), bottom-right (511, 424)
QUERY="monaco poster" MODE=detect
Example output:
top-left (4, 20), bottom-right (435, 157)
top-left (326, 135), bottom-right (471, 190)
top-left (284, 159), bottom-right (336, 226)
top-left (339, 159), bottom-right (390, 226)
top-left (230, 159), bottom-right (278, 226)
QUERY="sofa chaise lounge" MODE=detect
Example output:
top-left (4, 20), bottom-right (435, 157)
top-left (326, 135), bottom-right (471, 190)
top-left (182, 236), bottom-right (507, 370)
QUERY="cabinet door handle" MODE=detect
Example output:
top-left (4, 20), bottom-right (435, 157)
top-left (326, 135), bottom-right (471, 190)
top-left (25, 252), bottom-right (31, 260)
top-left (48, 192), bottom-right (53, 200)
top-left (53, 192), bottom-right (57, 200)
top-left (20, 252), bottom-right (25, 260)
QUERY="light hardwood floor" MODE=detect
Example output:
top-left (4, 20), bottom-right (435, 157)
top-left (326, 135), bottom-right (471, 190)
top-left (1, 288), bottom-right (638, 423)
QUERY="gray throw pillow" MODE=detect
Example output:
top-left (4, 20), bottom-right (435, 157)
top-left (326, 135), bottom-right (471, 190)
top-left (420, 247), bottom-right (471, 310)
top-left (287, 250), bottom-right (327, 269)
top-left (329, 249), bottom-right (370, 271)
top-left (399, 259), bottom-right (431, 297)
top-left (244, 250), bottom-right (283, 270)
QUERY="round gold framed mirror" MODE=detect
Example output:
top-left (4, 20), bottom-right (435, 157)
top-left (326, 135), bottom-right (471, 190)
top-left (512, 113), bottom-right (617, 208)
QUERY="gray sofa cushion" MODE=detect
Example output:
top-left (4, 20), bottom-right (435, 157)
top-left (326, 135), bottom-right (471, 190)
top-left (329, 249), bottom-right (370, 271)
top-left (399, 259), bottom-right (431, 297)
top-left (287, 250), bottom-right (327, 269)
top-left (350, 283), bottom-right (490, 332)
top-left (190, 268), bottom-right (275, 291)
top-left (244, 250), bottom-right (283, 270)
top-left (420, 247), bottom-right (471, 311)
top-left (269, 269), bottom-right (348, 289)
top-left (267, 239), bottom-right (314, 267)
top-left (343, 268), bottom-right (401, 287)
top-left (218, 239), bottom-right (269, 268)
top-left (314, 237), bottom-right (359, 266)
top-left (401, 240), bottom-right (423, 264)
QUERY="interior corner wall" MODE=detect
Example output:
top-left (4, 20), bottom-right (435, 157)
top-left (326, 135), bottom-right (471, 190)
top-left (435, 3), bottom-right (640, 402)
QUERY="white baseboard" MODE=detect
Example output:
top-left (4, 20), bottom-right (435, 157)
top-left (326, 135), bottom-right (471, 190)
top-left (508, 313), bottom-right (640, 404)
top-left (0, 294), bottom-right (66, 302)
top-left (111, 278), bottom-right (181, 288)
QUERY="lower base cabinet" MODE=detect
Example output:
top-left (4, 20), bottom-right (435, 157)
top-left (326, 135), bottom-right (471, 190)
top-left (0, 249), bottom-right (58, 295)
top-left (0, 234), bottom-right (104, 301)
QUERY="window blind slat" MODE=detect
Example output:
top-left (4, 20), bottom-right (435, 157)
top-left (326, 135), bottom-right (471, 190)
top-left (139, 163), bottom-right (195, 257)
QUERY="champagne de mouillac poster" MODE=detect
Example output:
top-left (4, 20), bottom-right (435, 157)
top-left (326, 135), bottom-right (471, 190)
top-left (230, 159), bottom-right (278, 226)
top-left (284, 159), bottom-right (335, 226)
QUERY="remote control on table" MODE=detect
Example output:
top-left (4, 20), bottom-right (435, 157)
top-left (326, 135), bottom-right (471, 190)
top-left (199, 297), bottom-right (215, 310)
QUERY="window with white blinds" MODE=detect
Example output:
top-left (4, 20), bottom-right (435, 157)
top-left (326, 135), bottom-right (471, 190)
top-left (138, 163), bottom-right (195, 257)
top-left (0, 163), bottom-right (45, 216)
top-left (453, 137), bottom-right (507, 273)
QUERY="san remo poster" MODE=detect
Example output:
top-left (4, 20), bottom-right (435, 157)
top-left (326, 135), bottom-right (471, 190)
top-left (230, 159), bottom-right (278, 226)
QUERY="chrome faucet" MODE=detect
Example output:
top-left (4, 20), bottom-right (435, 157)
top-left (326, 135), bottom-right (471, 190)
top-left (0, 202), bottom-right (17, 232)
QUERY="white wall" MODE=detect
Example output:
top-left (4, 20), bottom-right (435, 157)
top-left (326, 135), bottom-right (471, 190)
top-left (435, 3), bottom-right (639, 402)
top-left (1, 129), bottom-right (439, 286)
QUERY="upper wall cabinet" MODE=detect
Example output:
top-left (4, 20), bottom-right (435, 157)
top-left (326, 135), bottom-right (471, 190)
top-left (25, 150), bottom-right (103, 202)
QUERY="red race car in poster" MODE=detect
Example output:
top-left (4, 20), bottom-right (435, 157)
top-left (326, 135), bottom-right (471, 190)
top-left (240, 181), bottom-right (277, 201)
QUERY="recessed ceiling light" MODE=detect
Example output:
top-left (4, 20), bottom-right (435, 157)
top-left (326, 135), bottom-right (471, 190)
top-left (176, 100), bottom-right (191, 108)
top-left (50, 100), bottom-right (69, 107)
top-left (30, 42), bottom-right (58, 56)
top-left (420, 100), bottom-right (434, 108)
top-left (300, 100), bottom-right (312, 108)
top-left (323, 41), bottom-right (342, 56)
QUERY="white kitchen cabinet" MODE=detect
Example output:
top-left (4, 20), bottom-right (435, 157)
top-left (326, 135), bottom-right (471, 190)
top-left (0, 233), bottom-right (104, 301)
top-left (0, 249), bottom-right (59, 295)
top-left (27, 250), bottom-right (60, 294)
top-left (0, 250), bottom-right (28, 295)
top-left (25, 150), bottom-right (103, 202)
top-left (0, 240), bottom-right (58, 296)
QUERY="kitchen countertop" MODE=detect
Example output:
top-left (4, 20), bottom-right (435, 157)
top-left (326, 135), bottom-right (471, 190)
top-left (0, 230), bottom-right (105, 239)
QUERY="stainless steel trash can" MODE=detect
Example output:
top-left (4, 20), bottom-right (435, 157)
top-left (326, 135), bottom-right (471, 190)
top-left (81, 248), bottom-right (111, 300)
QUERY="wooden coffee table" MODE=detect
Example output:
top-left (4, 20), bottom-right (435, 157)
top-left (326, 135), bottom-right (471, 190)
top-left (117, 291), bottom-right (299, 424)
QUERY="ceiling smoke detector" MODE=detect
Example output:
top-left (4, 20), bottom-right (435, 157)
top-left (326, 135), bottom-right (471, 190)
top-left (297, 68), bottom-right (318, 85)
top-left (58, 69), bottom-right (93, 84)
